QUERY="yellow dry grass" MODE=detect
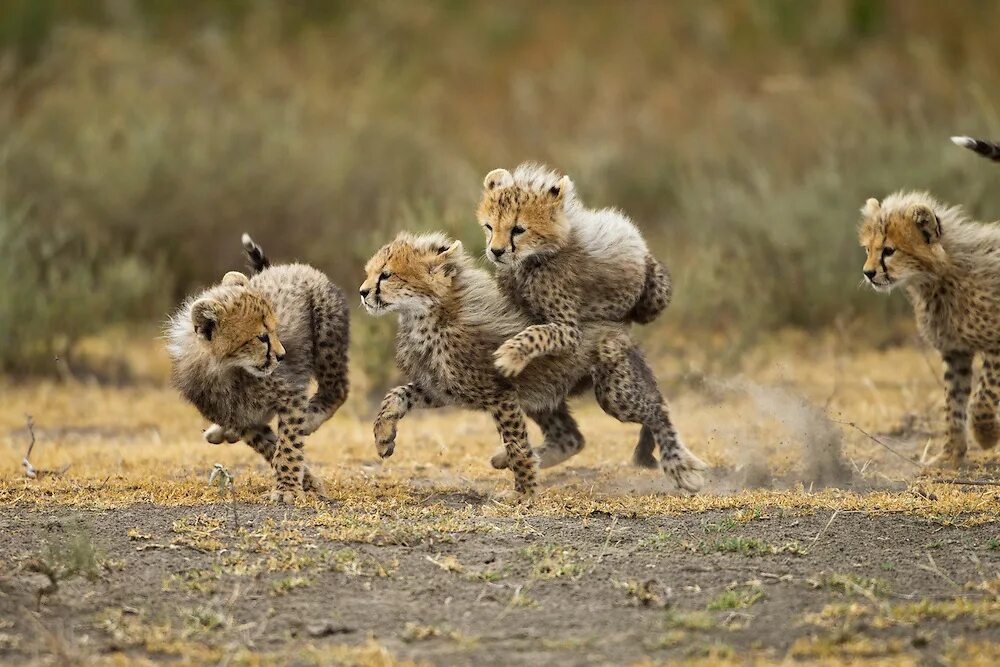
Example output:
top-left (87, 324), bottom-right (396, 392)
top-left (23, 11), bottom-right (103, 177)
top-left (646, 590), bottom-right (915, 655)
top-left (1, 329), bottom-right (997, 522)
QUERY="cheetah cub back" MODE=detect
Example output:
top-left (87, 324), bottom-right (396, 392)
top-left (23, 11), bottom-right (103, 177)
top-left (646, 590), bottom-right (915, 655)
top-left (166, 235), bottom-right (349, 502)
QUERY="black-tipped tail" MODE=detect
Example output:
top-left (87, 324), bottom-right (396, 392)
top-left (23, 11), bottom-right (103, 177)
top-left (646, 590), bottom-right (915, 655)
top-left (952, 136), bottom-right (1000, 162)
top-left (241, 233), bottom-right (271, 274)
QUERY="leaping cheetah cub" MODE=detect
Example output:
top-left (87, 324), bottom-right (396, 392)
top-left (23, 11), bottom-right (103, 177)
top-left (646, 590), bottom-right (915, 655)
top-left (167, 235), bottom-right (349, 501)
top-left (859, 191), bottom-right (1000, 465)
top-left (361, 232), bottom-right (706, 497)
top-left (477, 163), bottom-right (678, 469)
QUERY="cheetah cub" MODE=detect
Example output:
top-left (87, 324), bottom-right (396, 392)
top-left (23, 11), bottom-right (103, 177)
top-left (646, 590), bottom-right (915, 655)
top-left (477, 163), bottom-right (679, 469)
top-left (859, 192), bottom-right (1000, 465)
top-left (167, 235), bottom-right (349, 501)
top-left (361, 232), bottom-right (705, 496)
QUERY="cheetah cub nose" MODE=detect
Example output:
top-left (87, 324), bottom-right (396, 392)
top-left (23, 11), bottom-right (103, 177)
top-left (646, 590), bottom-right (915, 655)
top-left (491, 248), bottom-right (506, 259)
top-left (863, 269), bottom-right (876, 280)
top-left (359, 287), bottom-right (371, 299)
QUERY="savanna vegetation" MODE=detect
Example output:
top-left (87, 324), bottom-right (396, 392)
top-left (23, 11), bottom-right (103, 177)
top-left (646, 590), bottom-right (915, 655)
top-left (4, 4), bottom-right (1000, 664)
top-left (2, 0), bottom-right (999, 377)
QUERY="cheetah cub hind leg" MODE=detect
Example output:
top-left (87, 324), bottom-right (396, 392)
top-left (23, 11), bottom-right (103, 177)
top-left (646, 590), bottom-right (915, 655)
top-left (491, 404), bottom-right (585, 470)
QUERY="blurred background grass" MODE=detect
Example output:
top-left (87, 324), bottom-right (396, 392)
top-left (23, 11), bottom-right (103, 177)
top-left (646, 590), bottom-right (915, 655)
top-left (1, 0), bottom-right (999, 382)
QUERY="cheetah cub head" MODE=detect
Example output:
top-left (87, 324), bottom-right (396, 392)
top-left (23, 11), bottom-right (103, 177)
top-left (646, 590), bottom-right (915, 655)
top-left (189, 271), bottom-right (285, 377)
top-left (477, 164), bottom-right (573, 266)
top-left (360, 232), bottom-right (465, 315)
top-left (858, 193), bottom-right (948, 293)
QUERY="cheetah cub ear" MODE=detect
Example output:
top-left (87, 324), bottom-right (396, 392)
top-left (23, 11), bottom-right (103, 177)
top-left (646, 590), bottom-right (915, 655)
top-left (483, 168), bottom-right (514, 191)
top-left (191, 298), bottom-right (220, 341)
top-left (907, 204), bottom-right (942, 244)
top-left (222, 271), bottom-right (249, 287)
top-left (430, 240), bottom-right (463, 276)
top-left (547, 175), bottom-right (573, 201)
top-left (861, 198), bottom-right (880, 217)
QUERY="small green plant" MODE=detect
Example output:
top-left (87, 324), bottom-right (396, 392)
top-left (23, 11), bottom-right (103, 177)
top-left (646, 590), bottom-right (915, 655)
top-left (524, 544), bottom-right (580, 579)
top-left (208, 464), bottom-right (234, 494)
top-left (184, 606), bottom-right (227, 634)
top-left (812, 573), bottom-right (892, 599)
top-left (270, 576), bottom-right (311, 596)
top-left (400, 622), bottom-right (463, 643)
top-left (24, 523), bottom-right (103, 607)
top-left (615, 579), bottom-right (664, 608)
top-left (637, 530), bottom-right (674, 549)
top-left (707, 584), bottom-right (765, 611)
top-left (664, 610), bottom-right (716, 631)
top-left (703, 516), bottom-right (739, 533)
top-left (712, 537), bottom-right (771, 556)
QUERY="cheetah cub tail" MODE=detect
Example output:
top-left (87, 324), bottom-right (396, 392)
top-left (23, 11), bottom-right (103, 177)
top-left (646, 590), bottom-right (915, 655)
top-left (951, 136), bottom-right (1000, 162)
top-left (241, 233), bottom-right (272, 275)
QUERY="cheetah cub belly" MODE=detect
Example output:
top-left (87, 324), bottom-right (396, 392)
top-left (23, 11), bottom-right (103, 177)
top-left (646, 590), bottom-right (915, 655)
top-left (166, 234), bottom-right (349, 502)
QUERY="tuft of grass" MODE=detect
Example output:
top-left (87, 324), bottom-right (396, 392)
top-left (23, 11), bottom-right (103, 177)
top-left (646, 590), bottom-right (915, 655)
top-left (616, 579), bottom-right (665, 608)
top-left (707, 584), bottom-right (765, 611)
top-left (664, 610), bottom-right (717, 632)
top-left (711, 536), bottom-right (771, 556)
top-left (811, 573), bottom-right (892, 599)
top-left (637, 530), bottom-right (675, 550)
top-left (23, 522), bottom-right (103, 605)
top-left (269, 575), bottom-right (311, 596)
top-left (524, 544), bottom-right (581, 580)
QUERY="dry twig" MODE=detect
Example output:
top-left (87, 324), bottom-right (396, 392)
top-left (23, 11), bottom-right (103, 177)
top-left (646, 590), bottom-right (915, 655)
top-left (827, 417), bottom-right (925, 469)
top-left (22, 415), bottom-right (71, 479)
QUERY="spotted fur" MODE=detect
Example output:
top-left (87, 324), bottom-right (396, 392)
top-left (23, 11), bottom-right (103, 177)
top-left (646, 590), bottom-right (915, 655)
top-left (360, 232), bottom-right (705, 496)
top-left (477, 163), bottom-right (675, 467)
top-left (859, 192), bottom-right (1000, 464)
top-left (167, 235), bottom-right (349, 501)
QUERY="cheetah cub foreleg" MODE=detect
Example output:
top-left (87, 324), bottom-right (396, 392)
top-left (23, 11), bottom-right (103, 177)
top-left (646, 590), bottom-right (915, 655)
top-left (374, 383), bottom-right (443, 459)
top-left (494, 322), bottom-right (581, 378)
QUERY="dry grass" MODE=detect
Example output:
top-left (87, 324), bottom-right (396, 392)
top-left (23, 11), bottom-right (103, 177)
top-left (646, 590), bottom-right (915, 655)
top-left (2, 330), bottom-right (996, 518)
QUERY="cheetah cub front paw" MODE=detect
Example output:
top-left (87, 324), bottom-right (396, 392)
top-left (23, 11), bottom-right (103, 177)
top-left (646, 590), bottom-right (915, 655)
top-left (203, 424), bottom-right (240, 445)
top-left (493, 339), bottom-right (531, 378)
top-left (373, 416), bottom-right (398, 458)
top-left (268, 487), bottom-right (302, 504)
top-left (662, 447), bottom-right (708, 493)
top-left (492, 488), bottom-right (535, 506)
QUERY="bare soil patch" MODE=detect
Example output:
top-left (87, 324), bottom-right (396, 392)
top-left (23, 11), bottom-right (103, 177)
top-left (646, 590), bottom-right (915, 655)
top-left (2, 499), bottom-right (998, 665)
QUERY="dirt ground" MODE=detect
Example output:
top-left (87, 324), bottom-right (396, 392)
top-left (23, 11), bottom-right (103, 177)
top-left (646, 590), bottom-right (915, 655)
top-left (2, 332), bottom-right (1000, 665)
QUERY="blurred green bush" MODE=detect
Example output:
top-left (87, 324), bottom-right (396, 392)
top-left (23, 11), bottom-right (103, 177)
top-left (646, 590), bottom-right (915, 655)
top-left (0, 1), bottom-right (998, 378)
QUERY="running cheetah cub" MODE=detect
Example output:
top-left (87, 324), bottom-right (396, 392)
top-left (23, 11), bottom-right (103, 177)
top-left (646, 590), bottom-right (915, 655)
top-left (859, 191), bottom-right (1000, 465)
top-left (477, 163), bottom-right (678, 469)
top-left (167, 235), bottom-right (349, 501)
top-left (361, 232), bottom-right (705, 496)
